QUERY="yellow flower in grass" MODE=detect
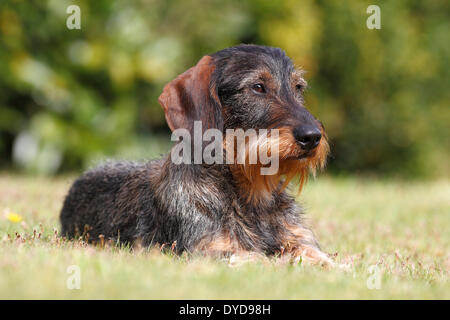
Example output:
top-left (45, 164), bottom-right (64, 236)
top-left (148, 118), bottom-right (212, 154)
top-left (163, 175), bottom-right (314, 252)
top-left (6, 212), bottom-right (23, 223)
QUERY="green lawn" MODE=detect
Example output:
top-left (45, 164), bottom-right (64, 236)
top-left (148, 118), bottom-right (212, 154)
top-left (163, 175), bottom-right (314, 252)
top-left (0, 173), bottom-right (448, 299)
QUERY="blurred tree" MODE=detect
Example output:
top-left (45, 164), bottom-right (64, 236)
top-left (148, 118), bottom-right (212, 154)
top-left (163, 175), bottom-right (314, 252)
top-left (0, 0), bottom-right (448, 177)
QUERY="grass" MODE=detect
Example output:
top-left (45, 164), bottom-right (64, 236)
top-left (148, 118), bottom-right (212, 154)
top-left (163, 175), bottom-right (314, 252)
top-left (0, 173), bottom-right (448, 299)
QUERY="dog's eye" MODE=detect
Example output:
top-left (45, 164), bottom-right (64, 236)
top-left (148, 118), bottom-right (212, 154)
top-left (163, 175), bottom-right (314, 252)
top-left (252, 83), bottom-right (266, 93)
top-left (295, 84), bottom-right (304, 92)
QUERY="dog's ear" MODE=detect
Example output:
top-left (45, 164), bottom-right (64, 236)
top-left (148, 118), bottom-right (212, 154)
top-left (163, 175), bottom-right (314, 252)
top-left (158, 56), bottom-right (223, 134)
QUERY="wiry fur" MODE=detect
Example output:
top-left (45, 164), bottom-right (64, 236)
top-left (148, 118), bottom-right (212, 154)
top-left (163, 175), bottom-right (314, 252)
top-left (226, 127), bottom-right (329, 202)
top-left (60, 45), bottom-right (333, 266)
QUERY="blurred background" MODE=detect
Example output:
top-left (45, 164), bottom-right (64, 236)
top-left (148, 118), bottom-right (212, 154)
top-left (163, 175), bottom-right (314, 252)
top-left (0, 0), bottom-right (448, 177)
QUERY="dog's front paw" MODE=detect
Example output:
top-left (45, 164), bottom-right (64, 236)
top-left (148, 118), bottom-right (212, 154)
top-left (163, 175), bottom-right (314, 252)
top-left (290, 246), bottom-right (336, 268)
top-left (228, 252), bottom-right (267, 267)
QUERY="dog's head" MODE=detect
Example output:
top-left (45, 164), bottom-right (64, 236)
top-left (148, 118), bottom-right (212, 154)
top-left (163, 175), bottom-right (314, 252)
top-left (159, 44), bottom-right (329, 200)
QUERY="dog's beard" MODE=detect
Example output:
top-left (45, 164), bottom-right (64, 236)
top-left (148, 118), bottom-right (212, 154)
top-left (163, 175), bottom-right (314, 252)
top-left (225, 127), bottom-right (329, 203)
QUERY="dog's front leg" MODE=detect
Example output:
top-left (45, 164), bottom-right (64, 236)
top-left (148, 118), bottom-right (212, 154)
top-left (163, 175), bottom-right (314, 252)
top-left (288, 245), bottom-right (335, 267)
top-left (281, 223), bottom-right (335, 267)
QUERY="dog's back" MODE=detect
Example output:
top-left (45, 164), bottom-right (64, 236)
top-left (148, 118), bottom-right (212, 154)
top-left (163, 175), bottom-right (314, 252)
top-left (60, 158), bottom-right (228, 251)
top-left (60, 161), bottom-right (157, 243)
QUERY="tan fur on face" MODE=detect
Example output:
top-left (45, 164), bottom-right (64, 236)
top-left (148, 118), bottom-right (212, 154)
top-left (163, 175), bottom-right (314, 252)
top-left (225, 127), bottom-right (329, 203)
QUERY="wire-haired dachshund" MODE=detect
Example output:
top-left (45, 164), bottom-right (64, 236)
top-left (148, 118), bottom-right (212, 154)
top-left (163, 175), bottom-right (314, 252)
top-left (60, 44), bottom-right (334, 266)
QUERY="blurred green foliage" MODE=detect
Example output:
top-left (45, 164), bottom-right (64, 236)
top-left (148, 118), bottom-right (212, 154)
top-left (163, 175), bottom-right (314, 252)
top-left (0, 0), bottom-right (448, 176)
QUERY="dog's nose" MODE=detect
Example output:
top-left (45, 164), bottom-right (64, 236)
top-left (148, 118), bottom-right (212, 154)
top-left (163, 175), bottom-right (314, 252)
top-left (293, 126), bottom-right (322, 151)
